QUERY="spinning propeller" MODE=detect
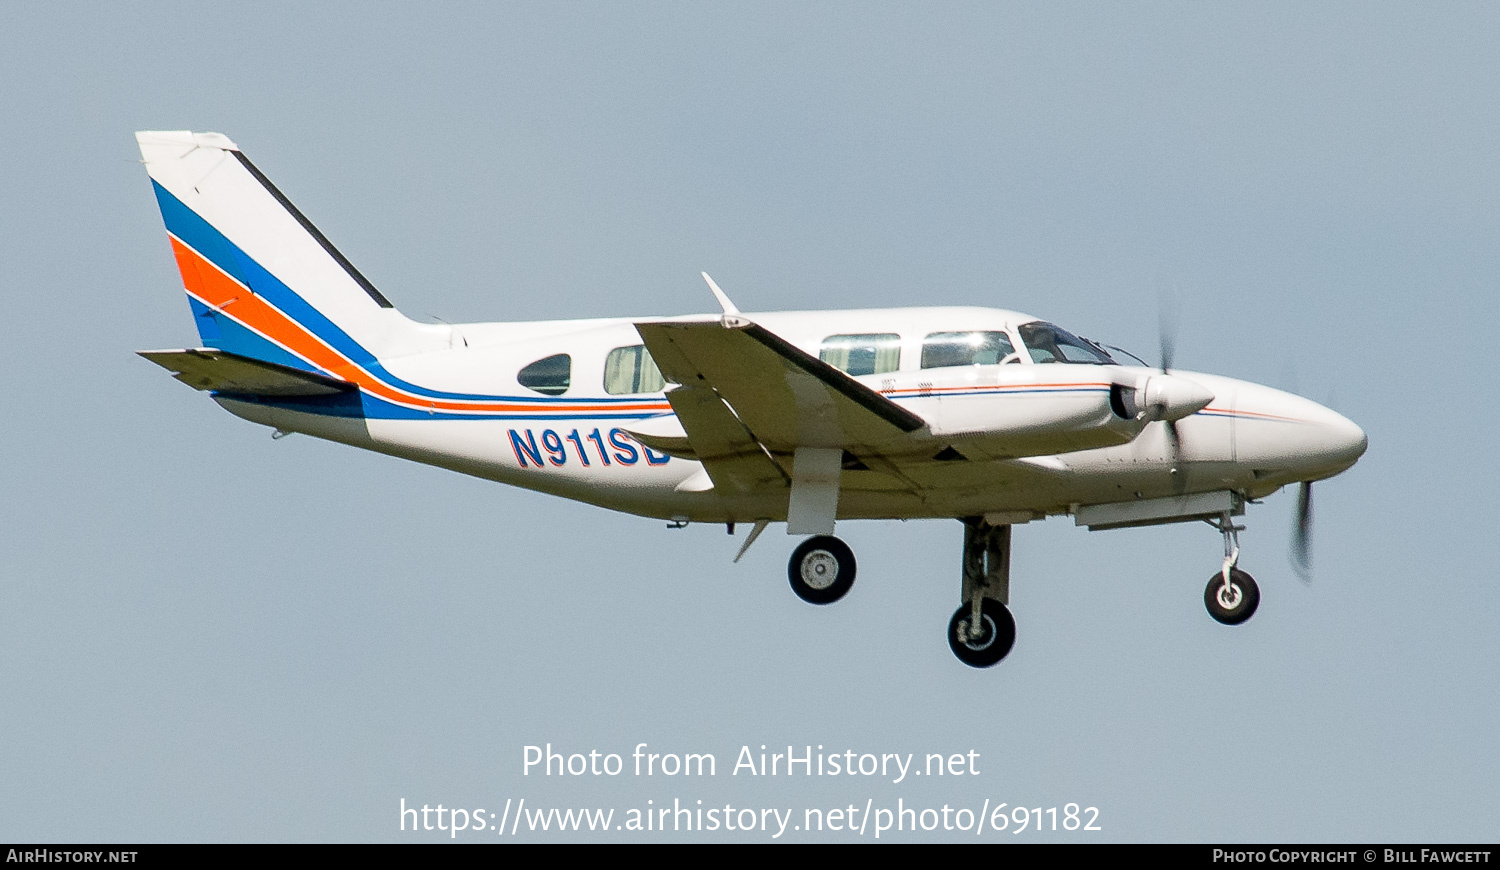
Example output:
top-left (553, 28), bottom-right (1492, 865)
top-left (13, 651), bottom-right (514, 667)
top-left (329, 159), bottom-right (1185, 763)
top-left (1157, 303), bottom-right (1187, 492)
top-left (1290, 480), bottom-right (1314, 583)
top-left (1106, 298), bottom-right (1213, 493)
top-left (1148, 296), bottom-right (1320, 583)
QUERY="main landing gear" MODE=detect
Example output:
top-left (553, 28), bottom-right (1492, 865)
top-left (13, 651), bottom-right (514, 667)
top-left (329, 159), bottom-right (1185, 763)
top-left (787, 535), bottom-right (856, 604)
top-left (1205, 511), bottom-right (1259, 625)
top-left (950, 518), bottom-right (1016, 668)
top-left (784, 519), bottom-right (1018, 667)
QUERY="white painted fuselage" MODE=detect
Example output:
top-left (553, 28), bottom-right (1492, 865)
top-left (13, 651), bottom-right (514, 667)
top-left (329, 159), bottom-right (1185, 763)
top-left (215, 304), bottom-right (1366, 524)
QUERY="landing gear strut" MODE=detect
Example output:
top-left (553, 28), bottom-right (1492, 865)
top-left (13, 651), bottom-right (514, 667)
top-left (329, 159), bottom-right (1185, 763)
top-left (787, 535), bottom-right (856, 604)
top-left (1204, 510), bottom-right (1259, 625)
top-left (950, 518), bottom-right (1017, 667)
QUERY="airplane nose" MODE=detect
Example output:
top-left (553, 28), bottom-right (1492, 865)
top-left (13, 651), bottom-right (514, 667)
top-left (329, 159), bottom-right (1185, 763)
top-left (1225, 380), bottom-right (1367, 483)
top-left (1303, 404), bottom-right (1368, 476)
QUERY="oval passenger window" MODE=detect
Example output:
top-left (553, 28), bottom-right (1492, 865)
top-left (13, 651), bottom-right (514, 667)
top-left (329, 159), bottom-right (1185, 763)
top-left (517, 353), bottom-right (571, 396)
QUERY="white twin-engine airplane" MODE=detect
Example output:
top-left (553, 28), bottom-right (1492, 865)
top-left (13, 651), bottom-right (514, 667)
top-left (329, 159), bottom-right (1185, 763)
top-left (136, 131), bottom-right (1367, 668)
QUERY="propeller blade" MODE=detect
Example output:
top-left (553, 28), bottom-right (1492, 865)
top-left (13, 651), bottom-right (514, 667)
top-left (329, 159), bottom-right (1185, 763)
top-left (1156, 289), bottom-right (1186, 494)
top-left (1290, 481), bottom-right (1313, 583)
top-left (1158, 290), bottom-right (1179, 373)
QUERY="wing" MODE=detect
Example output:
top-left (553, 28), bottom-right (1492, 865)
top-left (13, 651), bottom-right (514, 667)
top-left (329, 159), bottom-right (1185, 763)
top-left (631, 317), bottom-right (929, 502)
top-left (138, 348), bottom-right (356, 397)
top-left (635, 317), bottom-right (925, 452)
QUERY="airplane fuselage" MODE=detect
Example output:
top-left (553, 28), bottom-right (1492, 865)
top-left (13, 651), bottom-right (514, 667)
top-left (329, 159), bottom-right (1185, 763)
top-left (212, 305), bottom-right (1366, 525)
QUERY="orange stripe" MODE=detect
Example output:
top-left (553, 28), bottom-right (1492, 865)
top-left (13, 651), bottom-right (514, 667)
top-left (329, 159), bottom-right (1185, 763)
top-left (170, 237), bottom-right (670, 415)
top-left (1201, 406), bottom-right (1304, 423)
top-left (883, 382), bottom-right (1112, 395)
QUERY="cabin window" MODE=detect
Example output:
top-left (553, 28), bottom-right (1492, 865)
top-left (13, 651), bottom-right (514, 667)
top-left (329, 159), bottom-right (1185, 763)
top-left (517, 353), bottom-right (572, 395)
top-left (920, 331), bottom-right (1017, 369)
top-left (604, 345), bottom-right (665, 395)
top-left (819, 333), bottom-right (901, 376)
top-left (1017, 321), bottom-right (1116, 365)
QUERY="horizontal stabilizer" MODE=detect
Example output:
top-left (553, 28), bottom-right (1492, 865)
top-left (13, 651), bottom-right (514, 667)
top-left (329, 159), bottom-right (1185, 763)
top-left (622, 414), bottom-right (694, 458)
top-left (138, 348), bottom-right (356, 397)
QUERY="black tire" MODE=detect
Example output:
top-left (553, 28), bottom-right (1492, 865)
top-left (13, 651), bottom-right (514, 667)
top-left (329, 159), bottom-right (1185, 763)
top-left (1204, 568), bottom-right (1260, 625)
top-left (787, 536), bottom-right (856, 604)
top-left (948, 599), bottom-right (1016, 668)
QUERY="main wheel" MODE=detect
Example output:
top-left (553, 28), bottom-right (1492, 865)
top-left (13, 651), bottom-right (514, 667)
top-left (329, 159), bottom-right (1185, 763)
top-left (948, 599), bottom-right (1016, 668)
top-left (1204, 568), bottom-right (1260, 625)
top-left (788, 535), bottom-right (856, 604)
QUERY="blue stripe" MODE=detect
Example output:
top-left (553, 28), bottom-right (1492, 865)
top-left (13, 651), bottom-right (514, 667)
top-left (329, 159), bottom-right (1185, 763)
top-left (1197, 411), bottom-right (1300, 423)
top-left (153, 182), bottom-right (251, 287)
top-left (220, 391), bottom-right (667, 422)
top-left (185, 297), bottom-right (222, 341)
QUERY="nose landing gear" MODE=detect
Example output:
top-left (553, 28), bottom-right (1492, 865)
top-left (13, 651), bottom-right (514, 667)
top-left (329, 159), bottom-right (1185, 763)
top-left (1205, 511), bottom-right (1259, 625)
top-left (1205, 568), bottom-right (1260, 625)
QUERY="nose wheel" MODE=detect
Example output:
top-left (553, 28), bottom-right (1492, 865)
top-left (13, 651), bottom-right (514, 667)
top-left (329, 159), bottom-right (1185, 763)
top-left (1205, 568), bottom-right (1260, 625)
top-left (1204, 510), bottom-right (1260, 624)
top-left (787, 535), bottom-right (856, 604)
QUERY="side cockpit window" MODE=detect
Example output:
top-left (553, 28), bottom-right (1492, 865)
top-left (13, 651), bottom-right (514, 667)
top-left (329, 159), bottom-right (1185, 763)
top-left (920, 331), bottom-right (1017, 369)
top-left (1017, 322), bottom-right (1116, 365)
top-left (518, 353), bottom-right (572, 395)
top-left (604, 345), bottom-right (665, 395)
top-left (819, 333), bottom-right (901, 376)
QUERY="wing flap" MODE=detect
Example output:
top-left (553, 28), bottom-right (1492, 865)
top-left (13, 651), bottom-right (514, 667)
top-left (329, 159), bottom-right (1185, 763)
top-left (664, 385), bottom-right (789, 493)
top-left (138, 348), bottom-right (356, 397)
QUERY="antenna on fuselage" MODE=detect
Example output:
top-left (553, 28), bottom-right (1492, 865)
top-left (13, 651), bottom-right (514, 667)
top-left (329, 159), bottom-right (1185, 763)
top-left (701, 272), bottom-right (740, 315)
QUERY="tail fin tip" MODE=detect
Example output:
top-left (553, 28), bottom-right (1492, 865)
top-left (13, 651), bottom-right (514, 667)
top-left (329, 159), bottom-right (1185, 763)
top-left (135, 130), bottom-right (241, 152)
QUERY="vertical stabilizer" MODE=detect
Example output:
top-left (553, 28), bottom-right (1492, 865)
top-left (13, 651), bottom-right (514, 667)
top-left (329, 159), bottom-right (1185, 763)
top-left (137, 131), bottom-right (441, 376)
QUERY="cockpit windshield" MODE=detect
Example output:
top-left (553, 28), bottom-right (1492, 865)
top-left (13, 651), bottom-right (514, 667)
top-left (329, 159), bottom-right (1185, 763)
top-left (1018, 321), bottom-right (1118, 365)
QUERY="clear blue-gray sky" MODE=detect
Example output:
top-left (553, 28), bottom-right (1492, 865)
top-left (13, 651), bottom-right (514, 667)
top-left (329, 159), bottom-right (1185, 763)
top-left (2, 2), bottom-right (1495, 842)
